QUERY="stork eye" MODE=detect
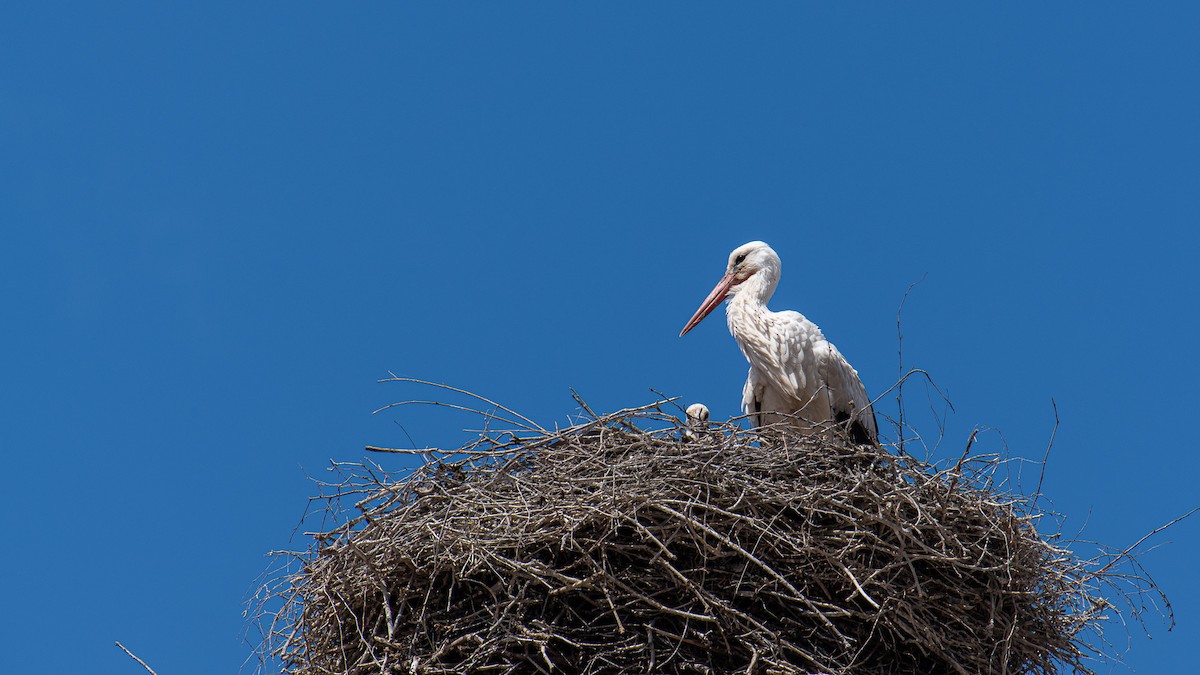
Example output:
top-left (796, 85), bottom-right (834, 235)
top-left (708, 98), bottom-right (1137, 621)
top-left (734, 254), bottom-right (747, 265)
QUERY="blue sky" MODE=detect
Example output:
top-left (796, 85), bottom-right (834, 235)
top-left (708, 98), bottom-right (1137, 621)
top-left (3, 4), bottom-right (1198, 673)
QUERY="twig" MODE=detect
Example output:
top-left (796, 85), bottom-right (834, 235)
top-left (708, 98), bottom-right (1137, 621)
top-left (946, 427), bottom-right (979, 492)
top-left (114, 642), bottom-right (159, 675)
top-left (1035, 399), bottom-right (1060, 502)
top-left (571, 388), bottom-right (600, 420)
top-left (896, 273), bottom-right (927, 451)
top-left (365, 445), bottom-right (441, 455)
top-left (1090, 508), bottom-right (1200, 578)
top-left (379, 375), bottom-right (547, 431)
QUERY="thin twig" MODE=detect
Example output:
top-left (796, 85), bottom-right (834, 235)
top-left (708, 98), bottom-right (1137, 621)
top-left (365, 445), bottom-right (441, 455)
top-left (379, 375), bottom-right (547, 431)
top-left (1035, 399), bottom-right (1060, 502)
top-left (1090, 508), bottom-right (1200, 578)
top-left (896, 273), bottom-right (927, 451)
top-left (114, 642), bottom-right (159, 675)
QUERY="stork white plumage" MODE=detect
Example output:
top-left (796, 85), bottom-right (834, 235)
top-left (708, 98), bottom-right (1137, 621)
top-left (680, 241), bottom-right (878, 444)
top-left (683, 403), bottom-right (711, 440)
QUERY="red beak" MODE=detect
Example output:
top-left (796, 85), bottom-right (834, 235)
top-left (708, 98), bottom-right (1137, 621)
top-left (680, 272), bottom-right (737, 337)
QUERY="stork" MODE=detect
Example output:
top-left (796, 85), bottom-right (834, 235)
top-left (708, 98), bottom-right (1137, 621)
top-left (683, 403), bottom-right (710, 440)
top-left (679, 241), bottom-right (877, 444)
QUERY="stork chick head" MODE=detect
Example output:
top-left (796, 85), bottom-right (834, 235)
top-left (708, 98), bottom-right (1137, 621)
top-left (683, 403), bottom-right (711, 440)
top-left (680, 241), bottom-right (780, 336)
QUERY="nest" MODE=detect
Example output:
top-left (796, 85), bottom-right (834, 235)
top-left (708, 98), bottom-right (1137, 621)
top-left (260, 399), bottom-right (1151, 674)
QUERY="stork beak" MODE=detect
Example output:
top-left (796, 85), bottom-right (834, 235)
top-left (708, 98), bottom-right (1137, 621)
top-left (680, 272), bottom-right (737, 337)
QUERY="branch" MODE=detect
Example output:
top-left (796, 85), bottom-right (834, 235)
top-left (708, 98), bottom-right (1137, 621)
top-left (895, 273), bottom-right (927, 451)
top-left (1035, 399), bottom-right (1060, 501)
top-left (1089, 508), bottom-right (1200, 579)
top-left (114, 642), bottom-right (158, 675)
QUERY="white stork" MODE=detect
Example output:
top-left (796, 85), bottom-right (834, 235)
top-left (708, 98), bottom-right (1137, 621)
top-left (683, 403), bottom-right (711, 440)
top-left (679, 241), bottom-right (877, 444)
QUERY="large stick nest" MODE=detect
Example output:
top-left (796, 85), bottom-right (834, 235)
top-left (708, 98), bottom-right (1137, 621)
top-left (262, 400), bottom-right (1141, 674)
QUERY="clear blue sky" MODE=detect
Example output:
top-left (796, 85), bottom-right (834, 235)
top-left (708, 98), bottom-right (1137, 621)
top-left (3, 4), bottom-right (1197, 673)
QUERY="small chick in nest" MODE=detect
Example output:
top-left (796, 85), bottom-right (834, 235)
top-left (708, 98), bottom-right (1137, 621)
top-left (683, 402), bottom-right (710, 440)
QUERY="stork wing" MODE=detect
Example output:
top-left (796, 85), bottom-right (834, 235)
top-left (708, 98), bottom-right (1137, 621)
top-left (766, 311), bottom-right (877, 442)
top-left (815, 339), bottom-right (878, 442)
top-left (753, 311), bottom-right (828, 421)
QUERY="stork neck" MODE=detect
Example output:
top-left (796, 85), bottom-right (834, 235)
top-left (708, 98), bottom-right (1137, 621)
top-left (725, 272), bottom-right (774, 341)
top-left (733, 269), bottom-right (776, 308)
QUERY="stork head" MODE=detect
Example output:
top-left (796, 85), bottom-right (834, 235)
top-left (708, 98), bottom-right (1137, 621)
top-left (679, 241), bottom-right (780, 336)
